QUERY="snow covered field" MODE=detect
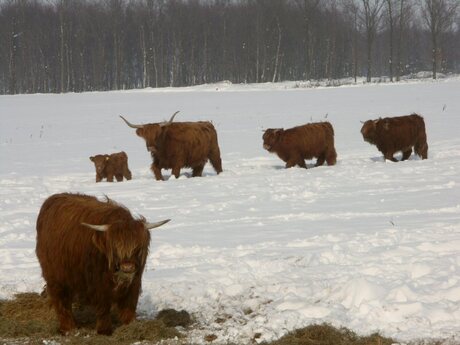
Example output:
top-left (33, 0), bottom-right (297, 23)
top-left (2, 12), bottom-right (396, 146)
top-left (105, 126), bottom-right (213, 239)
top-left (1, 78), bottom-right (459, 344)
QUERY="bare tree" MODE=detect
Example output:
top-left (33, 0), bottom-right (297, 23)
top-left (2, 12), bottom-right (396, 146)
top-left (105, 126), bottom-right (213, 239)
top-left (295, 0), bottom-right (320, 80)
top-left (420, 0), bottom-right (459, 79)
top-left (361, 0), bottom-right (385, 82)
top-left (396, 0), bottom-right (413, 81)
top-left (385, 0), bottom-right (396, 81)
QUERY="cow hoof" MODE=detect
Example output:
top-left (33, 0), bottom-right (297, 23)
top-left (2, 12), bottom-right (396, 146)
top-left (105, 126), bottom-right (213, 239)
top-left (96, 327), bottom-right (113, 336)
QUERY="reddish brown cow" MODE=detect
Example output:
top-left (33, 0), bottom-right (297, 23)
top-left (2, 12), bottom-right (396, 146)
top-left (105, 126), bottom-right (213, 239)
top-left (360, 113), bottom-right (428, 162)
top-left (89, 151), bottom-right (132, 182)
top-left (36, 193), bottom-right (170, 335)
top-left (120, 112), bottom-right (222, 180)
top-left (262, 122), bottom-right (337, 168)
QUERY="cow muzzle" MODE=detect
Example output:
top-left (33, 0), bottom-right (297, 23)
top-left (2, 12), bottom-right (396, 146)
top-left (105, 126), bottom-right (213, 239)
top-left (114, 262), bottom-right (136, 285)
top-left (263, 144), bottom-right (272, 151)
top-left (119, 262), bottom-right (136, 274)
top-left (147, 146), bottom-right (157, 153)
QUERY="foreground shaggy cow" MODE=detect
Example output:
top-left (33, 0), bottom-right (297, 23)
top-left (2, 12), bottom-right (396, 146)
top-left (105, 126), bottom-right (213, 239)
top-left (263, 122), bottom-right (337, 168)
top-left (36, 193), bottom-right (170, 335)
top-left (360, 113), bottom-right (428, 161)
top-left (89, 151), bottom-right (132, 182)
top-left (120, 112), bottom-right (223, 180)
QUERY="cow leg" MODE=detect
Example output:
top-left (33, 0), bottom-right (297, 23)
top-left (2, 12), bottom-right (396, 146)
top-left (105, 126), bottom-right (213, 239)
top-left (285, 157), bottom-right (301, 168)
top-left (115, 174), bottom-right (123, 182)
top-left (151, 162), bottom-right (164, 181)
top-left (383, 152), bottom-right (398, 162)
top-left (48, 284), bottom-right (76, 334)
top-left (415, 142), bottom-right (428, 159)
top-left (106, 173), bottom-right (114, 182)
top-left (116, 280), bottom-right (141, 325)
top-left (171, 166), bottom-right (181, 178)
top-left (95, 303), bottom-right (113, 335)
top-left (401, 148), bottom-right (412, 161)
top-left (315, 154), bottom-right (326, 167)
top-left (124, 168), bottom-right (132, 180)
top-left (297, 159), bottom-right (307, 168)
top-left (209, 148), bottom-right (223, 174)
top-left (325, 148), bottom-right (337, 166)
top-left (192, 164), bottom-right (205, 177)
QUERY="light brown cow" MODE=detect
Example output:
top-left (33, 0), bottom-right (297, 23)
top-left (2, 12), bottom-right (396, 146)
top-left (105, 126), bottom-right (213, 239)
top-left (120, 112), bottom-right (222, 180)
top-left (36, 193), bottom-right (170, 335)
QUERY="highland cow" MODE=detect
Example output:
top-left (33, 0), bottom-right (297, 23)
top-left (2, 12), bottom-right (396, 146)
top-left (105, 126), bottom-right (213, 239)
top-left (262, 122), bottom-right (337, 168)
top-left (360, 113), bottom-right (428, 161)
top-left (90, 151), bottom-right (132, 182)
top-left (120, 112), bottom-right (222, 180)
top-left (35, 193), bottom-right (170, 335)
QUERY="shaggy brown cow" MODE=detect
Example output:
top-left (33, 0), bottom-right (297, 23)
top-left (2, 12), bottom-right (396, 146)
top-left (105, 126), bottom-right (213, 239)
top-left (89, 151), bottom-right (132, 182)
top-left (36, 193), bottom-right (170, 335)
top-left (360, 113), bottom-right (428, 162)
top-left (262, 122), bottom-right (337, 168)
top-left (120, 112), bottom-right (223, 180)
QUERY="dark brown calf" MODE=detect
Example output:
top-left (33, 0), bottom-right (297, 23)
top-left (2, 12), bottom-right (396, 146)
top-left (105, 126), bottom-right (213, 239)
top-left (90, 151), bottom-right (132, 182)
top-left (263, 122), bottom-right (337, 168)
top-left (360, 113), bottom-right (428, 162)
top-left (36, 193), bottom-right (170, 335)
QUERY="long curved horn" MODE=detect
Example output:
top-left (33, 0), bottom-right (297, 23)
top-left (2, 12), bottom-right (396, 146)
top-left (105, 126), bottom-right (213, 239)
top-left (169, 111), bottom-right (180, 122)
top-left (120, 115), bottom-right (144, 129)
top-left (144, 219), bottom-right (171, 230)
top-left (81, 222), bottom-right (110, 232)
top-left (160, 111), bottom-right (180, 127)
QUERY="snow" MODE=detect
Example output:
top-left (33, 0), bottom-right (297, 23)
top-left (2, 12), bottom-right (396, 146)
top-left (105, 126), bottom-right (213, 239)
top-left (1, 77), bottom-right (459, 344)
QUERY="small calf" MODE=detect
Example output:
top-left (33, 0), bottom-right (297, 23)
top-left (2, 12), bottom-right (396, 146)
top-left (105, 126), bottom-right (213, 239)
top-left (90, 151), bottom-right (132, 182)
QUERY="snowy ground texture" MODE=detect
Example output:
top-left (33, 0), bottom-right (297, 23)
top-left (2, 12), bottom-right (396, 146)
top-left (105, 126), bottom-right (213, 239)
top-left (1, 77), bottom-right (459, 344)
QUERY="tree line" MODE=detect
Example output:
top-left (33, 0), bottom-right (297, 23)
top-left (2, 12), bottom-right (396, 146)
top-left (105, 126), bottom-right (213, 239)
top-left (0, 0), bottom-right (459, 94)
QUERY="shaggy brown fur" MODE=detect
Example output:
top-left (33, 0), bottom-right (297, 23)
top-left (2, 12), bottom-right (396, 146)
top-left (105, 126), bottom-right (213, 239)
top-left (263, 122), bottom-right (337, 168)
top-left (123, 116), bottom-right (222, 180)
top-left (89, 151), bottom-right (132, 182)
top-left (36, 193), bottom-right (169, 335)
top-left (361, 113), bottom-right (428, 162)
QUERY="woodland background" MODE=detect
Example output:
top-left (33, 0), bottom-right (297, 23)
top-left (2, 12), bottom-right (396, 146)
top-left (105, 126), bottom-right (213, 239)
top-left (0, 0), bottom-right (459, 94)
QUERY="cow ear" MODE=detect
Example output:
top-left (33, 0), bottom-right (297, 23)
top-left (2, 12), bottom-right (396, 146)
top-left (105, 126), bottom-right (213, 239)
top-left (136, 128), bottom-right (145, 137)
top-left (90, 156), bottom-right (94, 162)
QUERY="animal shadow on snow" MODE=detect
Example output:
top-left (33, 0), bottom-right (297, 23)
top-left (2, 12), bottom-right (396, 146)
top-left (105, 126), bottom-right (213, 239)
top-left (370, 153), bottom-right (422, 163)
top-left (272, 161), bottom-right (321, 170)
top-left (164, 170), bottom-right (219, 180)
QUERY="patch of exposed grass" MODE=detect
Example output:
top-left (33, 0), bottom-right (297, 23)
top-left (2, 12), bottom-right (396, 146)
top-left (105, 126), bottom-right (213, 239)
top-left (1, 293), bottom-right (456, 345)
top-left (264, 323), bottom-right (395, 345)
top-left (0, 292), bottom-right (185, 345)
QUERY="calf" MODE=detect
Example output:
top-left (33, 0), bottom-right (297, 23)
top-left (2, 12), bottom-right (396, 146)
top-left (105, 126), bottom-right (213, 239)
top-left (263, 122), bottom-right (337, 168)
top-left (360, 113), bottom-right (428, 161)
top-left (90, 151), bottom-right (132, 182)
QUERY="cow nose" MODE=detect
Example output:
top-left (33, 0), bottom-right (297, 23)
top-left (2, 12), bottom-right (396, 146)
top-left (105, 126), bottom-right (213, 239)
top-left (120, 262), bottom-right (136, 273)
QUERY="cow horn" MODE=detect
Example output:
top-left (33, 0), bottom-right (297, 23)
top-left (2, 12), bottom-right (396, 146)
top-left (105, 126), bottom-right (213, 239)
top-left (120, 115), bottom-right (144, 129)
top-left (168, 111), bottom-right (180, 122)
top-left (144, 219), bottom-right (171, 230)
top-left (160, 111), bottom-right (180, 127)
top-left (360, 120), bottom-right (365, 124)
top-left (81, 222), bottom-right (110, 232)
